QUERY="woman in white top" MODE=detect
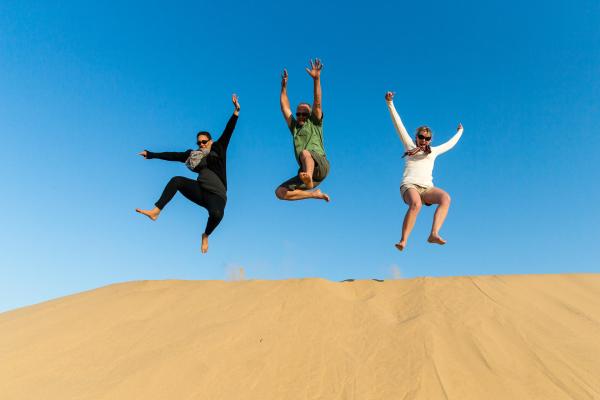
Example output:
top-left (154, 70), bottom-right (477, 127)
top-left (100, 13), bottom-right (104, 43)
top-left (385, 91), bottom-right (463, 251)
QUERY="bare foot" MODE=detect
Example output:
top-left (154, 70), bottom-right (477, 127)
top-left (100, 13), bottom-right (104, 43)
top-left (427, 233), bottom-right (446, 245)
top-left (395, 241), bottom-right (406, 251)
top-left (136, 207), bottom-right (160, 221)
top-left (201, 234), bottom-right (209, 254)
top-left (299, 172), bottom-right (314, 189)
top-left (312, 189), bottom-right (330, 202)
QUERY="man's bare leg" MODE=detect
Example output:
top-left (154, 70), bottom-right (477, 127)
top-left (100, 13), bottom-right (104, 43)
top-left (136, 206), bottom-right (161, 221)
top-left (298, 150), bottom-right (315, 189)
top-left (201, 233), bottom-right (209, 254)
top-left (395, 189), bottom-right (422, 251)
top-left (276, 187), bottom-right (329, 202)
top-left (422, 188), bottom-right (451, 245)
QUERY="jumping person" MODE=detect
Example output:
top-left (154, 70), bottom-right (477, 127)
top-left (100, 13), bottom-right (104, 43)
top-left (276, 59), bottom-right (330, 202)
top-left (136, 94), bottom-right (240, 253)
top-left (385, 91), bottom-right (463, 251)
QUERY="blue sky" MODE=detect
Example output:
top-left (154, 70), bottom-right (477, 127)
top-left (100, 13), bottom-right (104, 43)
top-left (1, 0), bottom-right (599, 312)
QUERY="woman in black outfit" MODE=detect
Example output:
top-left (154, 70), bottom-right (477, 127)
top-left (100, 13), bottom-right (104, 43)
top-left (136, 94), bottom-right (240, 253)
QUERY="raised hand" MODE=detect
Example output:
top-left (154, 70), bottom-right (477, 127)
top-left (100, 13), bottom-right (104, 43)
top-left (385, 91), bottom-right (395, 102)
top-left (305, 58), bottom-right (323, 80)
top-left (281, 69), bottom-right (288, 88)
top-left (232, 93), bottom-right (240, 112)
top-left (138, 150), bottom-right (148, 158)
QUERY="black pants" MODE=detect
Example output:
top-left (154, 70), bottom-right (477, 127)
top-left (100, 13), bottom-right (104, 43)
top-left (155, 176), bottom-right (226, 236)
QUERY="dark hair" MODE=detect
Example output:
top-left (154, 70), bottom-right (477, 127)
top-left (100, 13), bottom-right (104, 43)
top-left (196, 131), bottom-right (212, 141)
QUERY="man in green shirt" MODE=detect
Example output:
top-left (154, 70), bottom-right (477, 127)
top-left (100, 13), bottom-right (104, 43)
top-left (276, 59), bottom-right (330, 202)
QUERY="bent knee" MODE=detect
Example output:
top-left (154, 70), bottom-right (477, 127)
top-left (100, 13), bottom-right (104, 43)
top-left (275, 186), bottom-right (288, 200)
top-left (208, 208), bottom-right (224, 221)
top-left (169, 176), bottom-right (186, 185)
top-left (441, 193), bottom-right (451, 205)
top-left (408, 201), bottom-right (422, 212)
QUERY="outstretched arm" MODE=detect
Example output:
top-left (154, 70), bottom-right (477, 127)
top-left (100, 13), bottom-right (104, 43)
top-left (385, 91), bottom-right (415, 150)
top-left (215, 94), bottom-right (240, 150)
top-left (306, 58), bottom-right (323, 121)
top-left (139, 150), bottom-right (190, 162)
top-left (434, 123), bottom-right (464, 155)
top-left (280, 69), bottom-right (293, 129)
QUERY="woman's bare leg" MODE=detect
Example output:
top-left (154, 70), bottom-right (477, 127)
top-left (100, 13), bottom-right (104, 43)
top-left (421, 188), bottom-right (451, 245)
top-left (396, 189), bottom-right (422, 251)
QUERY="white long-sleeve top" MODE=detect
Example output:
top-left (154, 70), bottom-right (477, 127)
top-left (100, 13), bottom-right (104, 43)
top-left (386, 100), bottom-right (463, 188)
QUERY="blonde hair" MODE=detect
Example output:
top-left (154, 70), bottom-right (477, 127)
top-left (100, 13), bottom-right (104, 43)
top-left (415, 126), bottom-right (432, 138)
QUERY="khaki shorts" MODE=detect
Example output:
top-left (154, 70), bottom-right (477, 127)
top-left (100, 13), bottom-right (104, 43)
top-left (400, 184), bottom-right (433, 206)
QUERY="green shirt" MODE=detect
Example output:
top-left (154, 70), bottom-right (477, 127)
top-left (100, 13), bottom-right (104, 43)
top-left (289, 113), bottom-right (326, 163)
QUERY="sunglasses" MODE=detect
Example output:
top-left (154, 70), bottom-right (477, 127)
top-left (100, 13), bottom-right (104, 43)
top-left (417, 134), bottom-right (432, 141)
top-left (197, 139), bottom-right (210, 145)
top-left (296, 112), bottom-right (310, 118)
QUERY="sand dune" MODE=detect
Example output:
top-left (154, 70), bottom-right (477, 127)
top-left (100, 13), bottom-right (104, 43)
top-left (1, 274), bottom-right (599, 399)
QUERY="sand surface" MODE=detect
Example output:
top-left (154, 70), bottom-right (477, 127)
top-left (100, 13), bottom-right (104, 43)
top-left (1, 274), bottom-right (599, 399)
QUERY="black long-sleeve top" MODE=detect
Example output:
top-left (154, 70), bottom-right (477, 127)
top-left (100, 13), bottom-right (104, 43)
top-left (146, 114), bottom-right (238, 201)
